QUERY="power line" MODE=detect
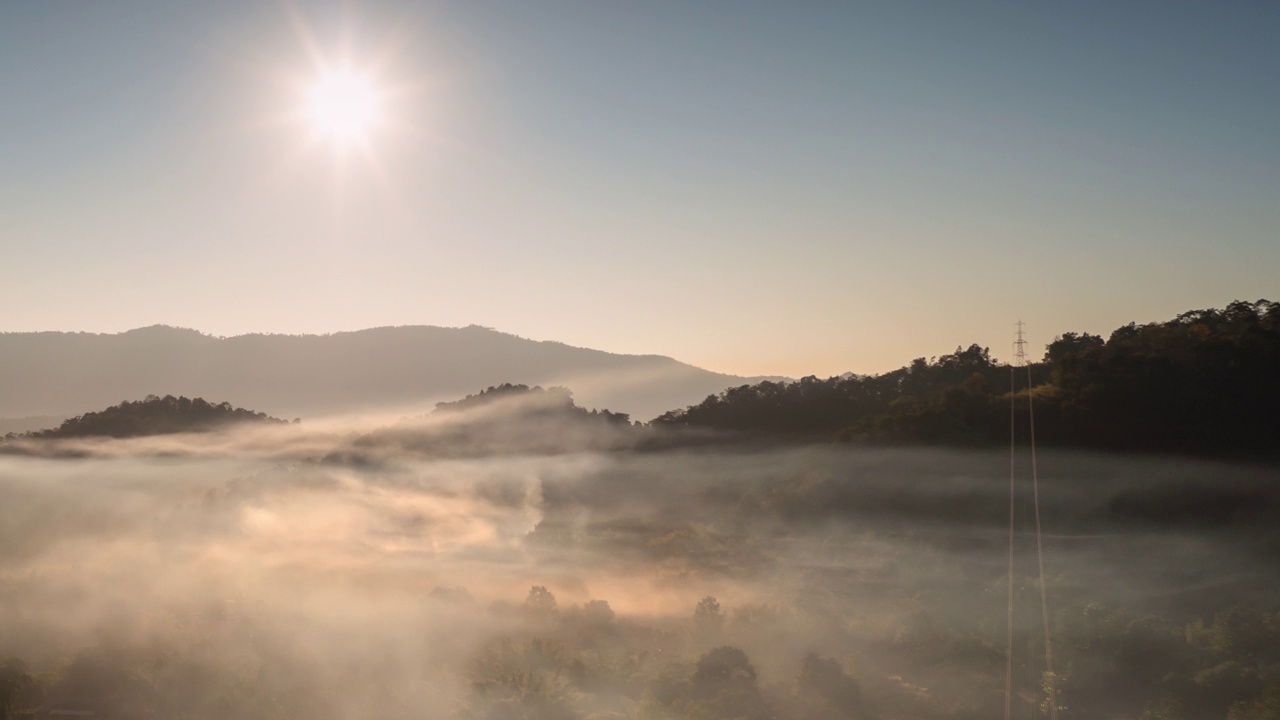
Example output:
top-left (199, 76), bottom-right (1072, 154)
top-left (1005, 327), bottom-right (1018, 720)
top-left (1006, 321), bottom-right (1057, 720)
top-left (1027, 345), bottom-right (1058, 720)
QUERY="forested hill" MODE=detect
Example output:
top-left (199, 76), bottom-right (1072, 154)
top-left (432, 383), bottom-right (633, 425)
top-left (17, 395), bottom-right (287, 439)
top-left (653, 300), bottom-right (1280, 458)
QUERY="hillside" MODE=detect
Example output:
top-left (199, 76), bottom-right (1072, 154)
top-left (323, 383), bottom-right (643, 464)
top-left (655, 299), bottom-right (1280, 459)
top-left (0, 325), bottom-right (767, 423)
top-left (20, 395), bottom-right (286, 439)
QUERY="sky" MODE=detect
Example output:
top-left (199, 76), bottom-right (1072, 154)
top-left (1, 1), bottom-right (1277, 378)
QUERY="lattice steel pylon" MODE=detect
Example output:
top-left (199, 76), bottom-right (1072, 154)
top-left (1014, 320), bottom-right (1028, 367)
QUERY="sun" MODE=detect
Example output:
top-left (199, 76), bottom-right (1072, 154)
top-left (305, 66), bottom-right (382, 147)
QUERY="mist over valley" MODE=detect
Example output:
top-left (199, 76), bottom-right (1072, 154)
top-left (3, 303), bottom-right (1279, 719)
top-left (4, 2), bottom-right (1279, 718)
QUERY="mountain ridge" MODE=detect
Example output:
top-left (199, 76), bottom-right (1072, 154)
top-left (0, 324), bottom-right (782, 424)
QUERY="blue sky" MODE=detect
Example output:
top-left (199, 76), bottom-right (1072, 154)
top-left (1, 1), bottom-right (1276, 376)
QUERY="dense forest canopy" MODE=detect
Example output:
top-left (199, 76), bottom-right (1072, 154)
top-left (10, 395), bottom-right (286, 440)
top-left (653, 300), bottom-right (1280, 457)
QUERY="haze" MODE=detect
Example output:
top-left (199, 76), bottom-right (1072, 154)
top-left (3, 3), bottom-right (1279, 720)
top-left (3, 402), bottom-right (1277, 719)
top-left (3, 2), bottom-right (1278, 376)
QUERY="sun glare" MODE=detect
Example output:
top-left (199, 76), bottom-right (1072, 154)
top-left (305, 66), bottom-right (382, 146)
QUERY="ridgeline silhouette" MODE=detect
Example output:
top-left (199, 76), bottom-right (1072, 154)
top-left (0, 325), bottom-right (772, 424)
top-left (15, 395), bottom-right (286, 440)
top-left (653, 300), bottom-right (1280, 458)
top-left (324, 384), bottom-right (638, 464)
top-left (3, 301), bottom-right (1275, 459)
top-left (433, 383), bottom-right (632, 425)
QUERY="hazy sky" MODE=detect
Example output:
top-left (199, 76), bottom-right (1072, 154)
top-left (2, 1), bottom-right (1276, 377)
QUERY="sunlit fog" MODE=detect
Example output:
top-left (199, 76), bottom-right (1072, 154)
top-left (3, 385), bottom-right (1278, 719)
top-left (3, 3), bottom-right (1278, 720)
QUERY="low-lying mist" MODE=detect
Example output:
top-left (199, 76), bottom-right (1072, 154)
top-left (2, 403), bottom-right (1277, 720)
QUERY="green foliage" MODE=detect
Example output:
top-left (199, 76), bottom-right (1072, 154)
top-left (1228, 674), bottom-right (1280, 720)
top-left (1038, 299), bottom-right (1280, 455)
top-left (653, 344), bottom-right (1008, 443)
top-left (653, 299), bottom-right (1280, 458)
top-left (1208, 606), bottom-right (1279, 663)
top-left (1044, 332), bottom-right (1105, 364)
top-left (465, 637), bottom-right (582, 720)
top-left (1057, 603), bottom-right (1280, 720)
top-left (4, 594), bottom-right (1275, 720)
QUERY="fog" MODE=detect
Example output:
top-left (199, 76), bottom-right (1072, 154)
top-left (2, 407), bottom-right (1277, 719)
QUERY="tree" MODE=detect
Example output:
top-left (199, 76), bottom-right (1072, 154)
top-left (687, 647), bottom-right (771, 720)
top-left (694, 596), bottom-right (725, 637)
top-left (1045, 332), bottom-right (1104, 363)
top-left (581, 599), bottom-right (615, 627)
top-left (0, 659), bottom-right (32, 720)
top-left (524, 585), bottom-right (559, 617)
top-left (691, 647), bottom-right (756, 693)
top-left (796, 653), bottom-right (872, 720)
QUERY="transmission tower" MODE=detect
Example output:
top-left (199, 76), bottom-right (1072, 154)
top-left (1013, 320), bottom-right (1028, 367)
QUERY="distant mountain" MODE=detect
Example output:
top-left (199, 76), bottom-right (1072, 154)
top-left (0, 416), bottom-right (64, 435)
top-left (0, 325), bottom-right (773, 423)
